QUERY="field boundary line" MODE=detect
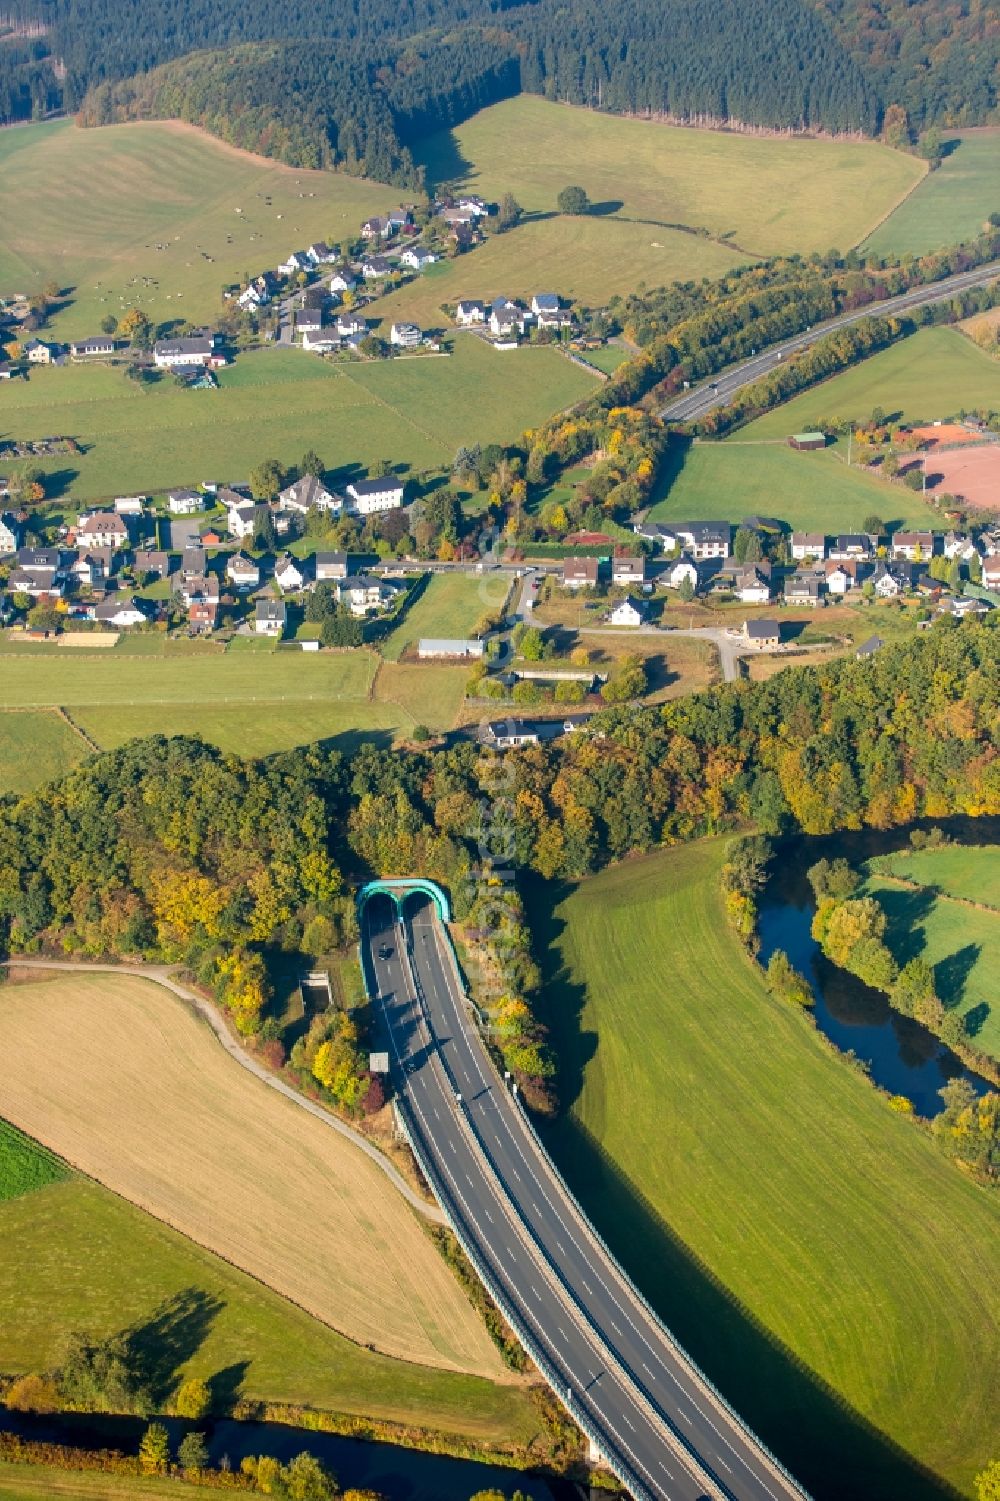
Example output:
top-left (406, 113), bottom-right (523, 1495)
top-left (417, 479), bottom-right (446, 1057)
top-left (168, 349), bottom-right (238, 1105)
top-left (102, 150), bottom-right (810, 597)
top-left (4, 958), bottom-right (445, 1225)
top-left (873, 869), bottom-right (1000, 916)
top-left (55, 705), bottom-right (99, 752)
top-left (855, 157), bottom-right (932, 251)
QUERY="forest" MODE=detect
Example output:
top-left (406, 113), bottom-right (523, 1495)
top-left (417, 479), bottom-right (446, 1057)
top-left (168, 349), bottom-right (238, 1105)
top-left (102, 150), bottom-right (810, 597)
top-left (1, 0), bottom-right (997, 167)
top-left (1, 619), bottom-right (997, 1114)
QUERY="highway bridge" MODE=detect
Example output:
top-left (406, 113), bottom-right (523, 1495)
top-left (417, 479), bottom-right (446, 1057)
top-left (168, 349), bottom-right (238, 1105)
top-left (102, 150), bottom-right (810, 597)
top-left (660, 258), bottom-right (1000, 426)
top-left (360, 880), bottom-right (811, 1501)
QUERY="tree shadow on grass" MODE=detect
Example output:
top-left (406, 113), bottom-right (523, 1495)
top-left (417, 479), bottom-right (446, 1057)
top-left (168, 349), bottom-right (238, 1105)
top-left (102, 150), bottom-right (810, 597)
top-left (127, 1289), bottom-right (223, 1407)
top-left (872, 883), bottom-right (938, 964)
top-left (963, 1000), bottom-right (990, 1038)
top-left (526, 876), bottom-right (964, 1501)
top-left (934, 943), bottom-right (981, 1008)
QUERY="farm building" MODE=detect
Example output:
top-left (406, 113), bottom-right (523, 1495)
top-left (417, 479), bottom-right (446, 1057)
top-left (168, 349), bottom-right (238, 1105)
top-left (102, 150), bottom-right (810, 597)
top-left (788, 432), bottom-right (826, 451)
top-left (418, 639), bottom-right (485, 659)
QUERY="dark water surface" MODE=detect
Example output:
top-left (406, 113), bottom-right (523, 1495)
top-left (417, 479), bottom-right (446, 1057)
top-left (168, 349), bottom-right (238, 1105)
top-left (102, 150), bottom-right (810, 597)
top-left (759, 818), bottom-right (999, 1116)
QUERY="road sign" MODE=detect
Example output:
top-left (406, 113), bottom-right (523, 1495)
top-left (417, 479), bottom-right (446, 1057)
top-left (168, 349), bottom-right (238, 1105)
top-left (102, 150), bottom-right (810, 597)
top-left (369, 1052), bottom-right (390, 1074)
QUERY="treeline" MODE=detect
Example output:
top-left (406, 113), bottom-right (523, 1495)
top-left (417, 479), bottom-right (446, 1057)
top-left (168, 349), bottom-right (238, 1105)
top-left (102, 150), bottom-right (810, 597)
top-left (0, 35), bottom-right (60, 123)
top-left (76, 34), bottom-right (519, 184)
top-left (518, 0), bottom-right (877, 134)
top-left (3, 621), bottom-right (999, 1110)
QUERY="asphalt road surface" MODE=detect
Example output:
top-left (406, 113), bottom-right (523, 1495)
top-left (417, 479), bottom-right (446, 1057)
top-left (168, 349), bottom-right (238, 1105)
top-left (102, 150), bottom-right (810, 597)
top-left (661, 259), bottom-right (1000, 425)
top-left (363, 891), bottom-right (810, 1501)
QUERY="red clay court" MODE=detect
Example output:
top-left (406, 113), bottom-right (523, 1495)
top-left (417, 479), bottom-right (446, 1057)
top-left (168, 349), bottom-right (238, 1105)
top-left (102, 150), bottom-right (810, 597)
top-left (920, 442), bottom-right (1000, 510)
top-left (910, 423), bottom-right (986, 449)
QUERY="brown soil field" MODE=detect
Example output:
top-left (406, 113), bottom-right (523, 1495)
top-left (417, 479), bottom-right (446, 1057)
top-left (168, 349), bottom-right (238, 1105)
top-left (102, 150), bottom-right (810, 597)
top-left (909, 423), bottom-right (986, 449)
top-left (0, 973), bottom-right (506, 1379)
top-left (920, 443), bottom-right (1000, 510)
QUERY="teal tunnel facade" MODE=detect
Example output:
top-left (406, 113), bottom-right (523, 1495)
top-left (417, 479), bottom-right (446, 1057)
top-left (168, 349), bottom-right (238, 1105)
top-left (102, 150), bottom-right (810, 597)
top-left (357, 877), bottom-right (451, 923)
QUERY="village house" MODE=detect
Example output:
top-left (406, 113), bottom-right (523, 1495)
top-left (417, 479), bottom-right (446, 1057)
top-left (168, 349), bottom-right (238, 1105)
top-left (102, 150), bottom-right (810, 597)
top-left (274, 554), bottom-right (307, 592)
top-left (188, 598), bottom-right (219, 634)
top-left (226, 553), bottom-right (260, 590)
top-left (153, 335), bottom-right (215, 369)
top-left (76, 511), bottom-right (129, 549)
top-left (480, 718), bottom-right (543, 750)
top-left (225, 500), bottom-right (266, 541)
top-left (307, 242), bottom-right (337, 265)
top-left (8, 566), bottom-right (63, 599)
top-left (784, 573), bottom-right (825, 607)
top-left (891, 530), bottom-right (935, 561)
top-left (361, 215), bottom-right (391, 240)
top-left (563, 556), bottom-right (601, 590)
top-left (390, 322), bottom-right (422, 349)
top-left (302, 327), bottom-right (342, 354)
top-left (673, 522), bottom-right (730, 560)
top-left (23, 339), bottom-right (56, 364)
top-left (609, 596), bottom-right (647, 627)
top-left (71, 548), bottom-right (114, 588)
top-left (278, 251), bottom-right (311, 276)
top-left (329, 269), bottom-right (357, 294)
top-left (733, 562), bottom-right (773, 604)
top-left (336, 311), bottom-right (368, 340)
top-left (168, 489), bottom-right (206, 514)
top-left (667, 555), bottom-right (700, 592)
top-left (825, 560), bottom-right (857, 595)
top-left (872, 562), bottom-right (911, 598)
top-left (982, 556), bottom-right (1000, 590)
top-left (856, 635), bottom-right (885, 660)
top-left (743, 618), bottom-right (781, 650)
top-left (938, 595), bottom-right (991, 620)
top-left (828, 533), bottom-right (876, 562)
top-left (790, 532), bottom-right (826, 561)
top-left (280, 474), bottom-right (339, 516)
top-left (942, 530), bottom-right (979, 562)
top-left (0, 512), bottom-right (23, 555)
top-left (346, 475), bottom-right (404, 515)
top-left (455, 300), bottom-right (486, 327)
top-left (94, 596), bottom-right (146, 629)
top-left (361, 256), bottom-right (391, 280)
top-left (113, 496), bottom-right (145, 517)
top-left (70, 336), bottom-right (115, 359)
top-left (181, 545), bottom-right (208, 580)
top-left (400, 246), bottom-right (437, 271)
top-left (336, 573), bottom-right (402, 616)
top-left (134, 550), bottom-right (172, 580)
top-left (255, 598), bottom-right (286, 636)
top-left (315, 551), bottom-right (375, 581)
top-left (531, 292), bottom-right (574, 330)
top-left (611, 556), bottom-right (647, 588)
top-left (295, 306), bottom-right (324, 335)
top-left (489, 298), bottom-right (530, 338)
top-left (15, 547), bottom-right (63, 593)
top-left (178, 572), bottom-right (219, 608)
top-left (633, 521), bottom-right (678, 551)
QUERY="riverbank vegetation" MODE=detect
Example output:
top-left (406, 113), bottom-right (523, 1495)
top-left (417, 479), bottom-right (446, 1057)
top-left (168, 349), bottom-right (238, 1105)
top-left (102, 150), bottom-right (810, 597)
top-left (534, 840), bottom-right (1000, 1501)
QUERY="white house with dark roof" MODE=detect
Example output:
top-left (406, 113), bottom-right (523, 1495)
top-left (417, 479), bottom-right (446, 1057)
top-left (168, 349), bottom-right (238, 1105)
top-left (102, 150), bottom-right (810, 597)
top-left (307, 242), bottom-right (337, 264)
top-left (70, 336), bottom-right (115, 358)
top-left (329, 269), bottom-right (357, 294)
top-left (0, 512), bottom-right (23, 555)
top-left (390, 322), bottom-right (421, 348)
top-left (609, 596), bottom-right (647, 627)
top-left (455, 300), bottom-right (485, 326)
top-left (346, 476), bottom-right (404, 515)
top-left (94, 596), bottom-right (146, 628)
top-left (336, 573), bottom-right (403, 616)
top-left (791, 532), bottom-right (826, 561)
top-left (400, 245), bottom-right (437, 270)
top-left (674, 522), bottom-right (730, 560)
top-left (295, 306), bottom-right (324, 334)
top-left (153, 335), bottom-right (214, 368)
top-left (76, 511), bottom-right (129, 549)
top-left (255, 598), bottom-right (286, 635)
top-left (743, 618), bottom-right (781, 649)
top-left (278, 250), bottom-right (311, 276)
top-left (361, 255), bottom-right (391, 280)
top-left (280, 474), bottom-right (340, 515)
top-left (168, 489), bottom-right (207, 514)
top-left (226, 553), bottom-right (260, 590)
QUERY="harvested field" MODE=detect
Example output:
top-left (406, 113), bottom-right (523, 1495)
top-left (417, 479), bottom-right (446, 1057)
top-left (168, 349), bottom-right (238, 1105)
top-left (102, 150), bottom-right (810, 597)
top-left (0, 973), bottom-right (507, 1379)
top-left (920, 442), bottom-right (1000, 510)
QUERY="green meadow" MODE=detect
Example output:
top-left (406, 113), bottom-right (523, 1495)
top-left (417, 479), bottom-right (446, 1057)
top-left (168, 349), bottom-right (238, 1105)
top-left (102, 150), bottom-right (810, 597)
top-left (0, 339), bottom-right (596, 503)
top-left (862, 844), bottom-right (1000, 1061)
top-left (0, 709), bottom-right (91, 795)
top-left (0, 119), bottom-right (389, 339)
top-left (380, 571), bottom-right (512, 661)
top-left (648, 440), bottom-right (931, 532)
top-left (737, 327), bottom-right (1000, 440)
top-left (862, 129), bottom-right (1000, 259)
top-left (536, 840), bottom-right (999, 1500)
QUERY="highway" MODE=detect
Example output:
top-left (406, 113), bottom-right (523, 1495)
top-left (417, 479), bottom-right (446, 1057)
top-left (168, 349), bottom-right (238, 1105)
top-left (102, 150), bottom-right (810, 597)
top-left (362, 890), bottom-right (810, 1501)
top-left (660, 258), bottom-right (1000, 425)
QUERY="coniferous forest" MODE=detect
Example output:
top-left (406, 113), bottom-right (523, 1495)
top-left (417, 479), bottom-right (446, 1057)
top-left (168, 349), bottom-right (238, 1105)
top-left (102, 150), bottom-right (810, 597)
top-left (0, 0), bottom-right (997, 180)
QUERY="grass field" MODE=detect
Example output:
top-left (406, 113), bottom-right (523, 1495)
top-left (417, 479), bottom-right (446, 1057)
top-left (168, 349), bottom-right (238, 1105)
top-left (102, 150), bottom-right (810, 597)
top-left (861, 845), bottom-right (1000, 1061)
top-left (0, 644), bottom-right (475, 794)
top-left (0, 120), bottom-right (389, 340)
top-left (0, 710), bottom-right (89, 794)
top-left (647, 440), bottom-right (932, 532)
top-left (862, 129), bottom-right (1000, 259)
top-left (380, 572), bottom-right (512, 661)
top-left (0, 1470), bottom-right (193, 1500)
top-left (535, 841), bottom-right (1000, 1500)
top-left (0, 1119), bottom-right (67, 1201)
top-left (737, 327), bottom-right (1000, 442)
top-left (0, 1172), bottom-right (536, 1443)
top-left (418, 96), bottom-right (923, 259)
top-left (0, 973), bottom-right (506, 1378)
top-left (0, 338), bottom-right (597, 503)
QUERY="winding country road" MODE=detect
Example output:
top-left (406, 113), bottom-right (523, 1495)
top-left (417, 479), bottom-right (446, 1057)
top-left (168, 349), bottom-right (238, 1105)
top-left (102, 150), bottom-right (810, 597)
top-left (661, 259), bottom-right (1000, 424)
top-left (364, 889), bottom-right (811, 1501)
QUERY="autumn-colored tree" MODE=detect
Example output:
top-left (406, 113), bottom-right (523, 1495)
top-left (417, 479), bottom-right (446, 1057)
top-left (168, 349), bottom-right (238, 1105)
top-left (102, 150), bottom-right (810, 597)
top-left (177, 1431), bottom-right (209, 1474)
top-left (173, 1376), bottom-right (211, 1420)
top-left (138, 1422), bottom-right (170, 1475)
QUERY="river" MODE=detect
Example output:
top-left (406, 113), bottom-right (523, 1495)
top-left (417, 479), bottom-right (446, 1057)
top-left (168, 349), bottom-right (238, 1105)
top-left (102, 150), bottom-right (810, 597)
top-left (757, 818), bottom-right (999, 1117)
top-left (0, 1409), bottom-right (577, 1501)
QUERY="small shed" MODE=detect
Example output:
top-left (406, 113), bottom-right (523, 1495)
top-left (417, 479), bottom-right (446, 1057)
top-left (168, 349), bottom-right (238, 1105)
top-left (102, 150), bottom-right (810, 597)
top-left (788, 431), bottom-right (826, 452)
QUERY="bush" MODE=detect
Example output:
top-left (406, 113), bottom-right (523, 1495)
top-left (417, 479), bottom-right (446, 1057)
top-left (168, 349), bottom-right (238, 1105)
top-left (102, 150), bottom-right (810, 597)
top-left (174, 1377), bottom-right (211, 1421)
top-left (557, 185), bottom-right (590, 215)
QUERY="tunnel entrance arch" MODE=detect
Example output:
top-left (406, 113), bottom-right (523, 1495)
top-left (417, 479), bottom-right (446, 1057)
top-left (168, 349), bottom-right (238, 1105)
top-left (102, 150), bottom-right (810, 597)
top-left (356, 878), bottom-right (451, 923)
